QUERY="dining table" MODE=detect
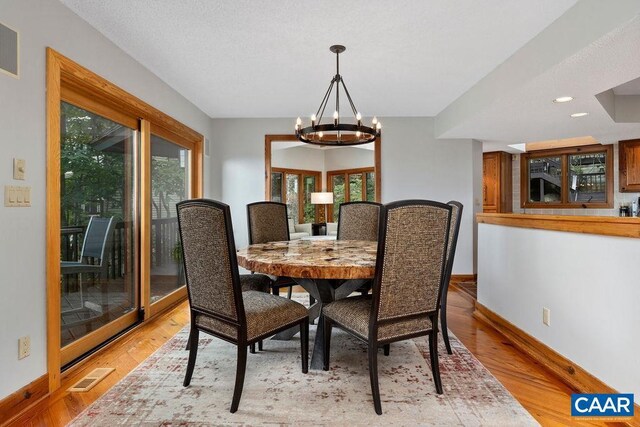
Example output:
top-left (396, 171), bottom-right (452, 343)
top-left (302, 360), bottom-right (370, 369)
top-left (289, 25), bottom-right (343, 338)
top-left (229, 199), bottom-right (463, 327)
top-left (236, 239), bottom-right (377, 370)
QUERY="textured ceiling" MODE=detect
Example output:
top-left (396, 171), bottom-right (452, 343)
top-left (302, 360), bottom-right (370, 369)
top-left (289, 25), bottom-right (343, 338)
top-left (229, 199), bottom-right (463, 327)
top-left (59, 0), bottom-right (576, 118)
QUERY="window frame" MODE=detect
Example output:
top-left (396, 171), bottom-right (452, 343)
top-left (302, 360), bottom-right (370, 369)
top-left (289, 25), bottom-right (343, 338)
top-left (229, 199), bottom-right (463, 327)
top-left (520, 144), bottom-right (613, 209)
top-left (270, 167), bottom-right (321, 223)
top-left (326, 167), bottom-right (375, 221)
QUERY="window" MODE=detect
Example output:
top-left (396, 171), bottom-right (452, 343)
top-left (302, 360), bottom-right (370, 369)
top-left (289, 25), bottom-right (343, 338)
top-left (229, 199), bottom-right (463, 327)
top-left (270, 168), bottom-right (321, 223)
top-left (521, 145), bottom-right (612, 208)
top-left (327, 167), bottom-right (375, 221)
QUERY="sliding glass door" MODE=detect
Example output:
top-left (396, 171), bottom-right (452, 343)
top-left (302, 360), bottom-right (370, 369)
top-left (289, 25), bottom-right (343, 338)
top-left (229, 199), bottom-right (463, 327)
top-left (57, 104), bottom-right (198, 366)
top-left (149, 134), bottom-right (190, 304)
top-left (59, 102), bottom-right (139, 366)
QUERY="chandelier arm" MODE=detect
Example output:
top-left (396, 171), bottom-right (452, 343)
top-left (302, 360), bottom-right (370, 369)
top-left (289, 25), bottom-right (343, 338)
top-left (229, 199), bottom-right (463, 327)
top-left (316, 78), bottom-right (336, 123)
top-left (339, 78), bottom-right (359, 117)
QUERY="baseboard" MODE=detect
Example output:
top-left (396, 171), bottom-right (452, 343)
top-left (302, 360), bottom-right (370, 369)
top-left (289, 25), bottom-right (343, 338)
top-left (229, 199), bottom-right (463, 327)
top-left (474, 302), bottom-right (640, 425)
top-left (0, 374), bottom-right (48, 426)
top-left (450, 274), bottom-right (477, 283)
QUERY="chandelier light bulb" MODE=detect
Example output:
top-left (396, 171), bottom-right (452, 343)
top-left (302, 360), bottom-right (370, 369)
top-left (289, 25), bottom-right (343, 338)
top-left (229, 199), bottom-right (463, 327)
top-left (372, 116), bottom-right (378, 126)
top-left (318, 131), bottom-right (324, 138)
top-left (296, 117), bottom-right (302, 125)
top-left (356, 131), bottom-right (362, 138)
top-left (311, 114), bottom-right (317, 127)
top-left (376, 122), bottom-right (382, 131)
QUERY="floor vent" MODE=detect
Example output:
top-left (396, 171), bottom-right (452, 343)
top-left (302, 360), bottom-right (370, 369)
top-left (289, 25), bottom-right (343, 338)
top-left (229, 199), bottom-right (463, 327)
top-left (68, 368), bottom-right (115, 392)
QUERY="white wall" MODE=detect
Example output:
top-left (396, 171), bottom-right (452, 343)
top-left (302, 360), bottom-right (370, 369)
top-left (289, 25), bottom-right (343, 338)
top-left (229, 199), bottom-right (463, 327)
top-left (324, 147), bottom-right (374, 172)
top-left (0, 0), bottom-right (213, 400)
top-left (478, 224), bottom-right (640, 403)
top-left (211, 117), bottom-right (481, 274)
top-left (272, 146), bottom-right (325, 173)
top-left (380, 117), bottom-right (482, 273)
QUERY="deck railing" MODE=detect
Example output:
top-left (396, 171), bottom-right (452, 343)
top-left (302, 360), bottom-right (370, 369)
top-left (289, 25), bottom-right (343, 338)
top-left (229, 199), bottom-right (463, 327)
top-left (61, 218), bottom-right (179, 289)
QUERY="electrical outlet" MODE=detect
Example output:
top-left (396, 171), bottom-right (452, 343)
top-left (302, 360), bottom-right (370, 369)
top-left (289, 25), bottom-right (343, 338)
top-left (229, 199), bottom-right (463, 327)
top-left (543, 307), bottom-right (551, 326)
top-left (18, 336), bottom-right (31, 359)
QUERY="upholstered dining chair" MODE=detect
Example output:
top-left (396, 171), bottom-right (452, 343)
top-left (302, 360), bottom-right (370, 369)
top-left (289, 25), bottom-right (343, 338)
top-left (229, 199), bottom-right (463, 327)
top-left (177, 199), bottom-right (309, 413)
top-left (246, 201), bottom-right (295, 299)
top-left (440, 201), bottom-right (464, 355)
top-left (337, 201), bottom-right (382, 241)
top-left (320, 200), bottom-right (452, 415)
top-left (337, 201), bottom-right (382, 298)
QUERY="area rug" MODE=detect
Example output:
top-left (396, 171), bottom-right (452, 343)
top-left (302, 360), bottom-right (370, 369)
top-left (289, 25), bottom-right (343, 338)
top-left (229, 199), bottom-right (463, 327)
top-left (70, 311), bottom-right (538, 426)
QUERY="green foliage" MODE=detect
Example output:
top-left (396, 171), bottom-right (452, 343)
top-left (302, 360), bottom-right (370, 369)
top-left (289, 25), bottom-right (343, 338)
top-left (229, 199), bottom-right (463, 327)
top-left (60, 103), bottom-right (128, 226)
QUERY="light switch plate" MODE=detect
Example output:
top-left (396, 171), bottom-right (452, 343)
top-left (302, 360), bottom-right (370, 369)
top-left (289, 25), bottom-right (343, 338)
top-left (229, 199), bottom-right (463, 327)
top-left (4, 185), bottom-right (31, 207)
top-left (13, 158), bottom-right (25, 180)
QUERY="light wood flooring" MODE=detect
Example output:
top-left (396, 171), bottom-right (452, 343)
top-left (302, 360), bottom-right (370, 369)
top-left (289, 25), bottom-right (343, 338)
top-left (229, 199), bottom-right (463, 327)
top-left (6, 286), bottom-right (629, 426)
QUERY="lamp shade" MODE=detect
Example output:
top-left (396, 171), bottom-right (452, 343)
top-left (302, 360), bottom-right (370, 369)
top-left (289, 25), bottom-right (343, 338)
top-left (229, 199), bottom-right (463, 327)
top-left (311, 192), bottom-right (334, 204)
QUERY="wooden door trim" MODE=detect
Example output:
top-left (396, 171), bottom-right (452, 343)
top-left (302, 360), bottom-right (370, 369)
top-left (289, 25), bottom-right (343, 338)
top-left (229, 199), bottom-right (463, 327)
top-left (46, 48), bottom-right (203, 394)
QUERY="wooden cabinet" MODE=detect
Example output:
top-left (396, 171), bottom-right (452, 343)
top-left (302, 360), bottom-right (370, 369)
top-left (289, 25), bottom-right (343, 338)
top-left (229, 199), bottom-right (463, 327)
top-left (619, 139), bottom-right (640, 192)
top-left (483, 151), bottom-right (512, 213)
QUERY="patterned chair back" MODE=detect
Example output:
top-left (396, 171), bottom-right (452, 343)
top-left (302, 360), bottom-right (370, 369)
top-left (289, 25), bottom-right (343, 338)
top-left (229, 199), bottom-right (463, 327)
top-left (444, 201), bottom-right (464, 284)
top-left (372, 200), bottom-right (452, 325)
top-left (337, 201), bottom-right (382, 241)
top-left (247, 202), bottom-right (290, 244)
top-left (177, 199), bottom-right (244, 325)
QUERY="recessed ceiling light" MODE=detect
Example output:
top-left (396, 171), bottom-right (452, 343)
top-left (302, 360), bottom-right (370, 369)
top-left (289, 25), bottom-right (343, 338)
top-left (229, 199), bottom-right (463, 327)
top-left (570, 112), bottom-right (589, 118)
top-left (553, 96), bottom-right (574, 103)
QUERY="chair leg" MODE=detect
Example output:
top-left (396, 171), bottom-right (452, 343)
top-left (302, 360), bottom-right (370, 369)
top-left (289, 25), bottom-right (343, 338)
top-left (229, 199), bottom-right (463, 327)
top-left (185, 329), bottom-right (192, 350)
top-left (300, 318), bottom-right (309, 374)
top-left (183, 328), bottom-right (199, 387)
top-left (258, 340), bottom-right (263, 351)
top-left (321, 315), bottom-right (332, 371)
top-left (383, 344), bottom-right (390, 356)
top-left (368, 342), bottom-right (382, 415)
top-left (230, 344), bottom-right (248, 413)
top-left (441, 286), bottom-right (453, 355)
top-left (441, 311), bottom-right (452, 355)
top-left (429, 331), bottom-right (443, 394)
top-left (272, 286), bottom-right (280, 296)
top-left (250, 343), bottom-right (256, 354)
top-left (287, 286), bottom-right (293, 299)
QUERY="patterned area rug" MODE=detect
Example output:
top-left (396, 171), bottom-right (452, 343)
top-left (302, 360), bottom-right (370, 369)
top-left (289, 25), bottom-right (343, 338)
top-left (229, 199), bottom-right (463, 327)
top-left (70, 321), bottom-right (538, 426)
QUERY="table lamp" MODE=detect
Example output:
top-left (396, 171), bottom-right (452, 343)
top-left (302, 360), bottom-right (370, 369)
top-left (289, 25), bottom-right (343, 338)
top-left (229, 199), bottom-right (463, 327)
top-left (311, 192), bottom-right (334, 223)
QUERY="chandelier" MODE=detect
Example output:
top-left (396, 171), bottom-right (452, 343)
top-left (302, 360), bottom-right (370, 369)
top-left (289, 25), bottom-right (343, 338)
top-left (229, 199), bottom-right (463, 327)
top-left (295, 45), bottom-right (381, 146)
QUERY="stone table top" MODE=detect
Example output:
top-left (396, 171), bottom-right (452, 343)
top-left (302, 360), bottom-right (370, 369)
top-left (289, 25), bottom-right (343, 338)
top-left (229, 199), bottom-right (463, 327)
top-left (236, 239), bottom-right (377, 280)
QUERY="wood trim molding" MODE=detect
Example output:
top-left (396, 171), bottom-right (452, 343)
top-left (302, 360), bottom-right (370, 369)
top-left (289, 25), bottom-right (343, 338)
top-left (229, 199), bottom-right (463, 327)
top-left (473, 303), bottom-right (640, 419)
top-left (477, 213), bottom-right (640, 239)
top-left (0, 374), bottom-right (48, 427)
top-left (46, 49), bottom-right (62, 393)
top-left (450, 274), bottom-right (477, 284)
top-left (50, 49), bottom-right (202, 144)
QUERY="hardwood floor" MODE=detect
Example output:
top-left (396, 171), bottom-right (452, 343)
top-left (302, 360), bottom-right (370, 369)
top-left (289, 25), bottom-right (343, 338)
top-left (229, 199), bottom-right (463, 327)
top-left (5, 287), bottom-right (630, 426)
